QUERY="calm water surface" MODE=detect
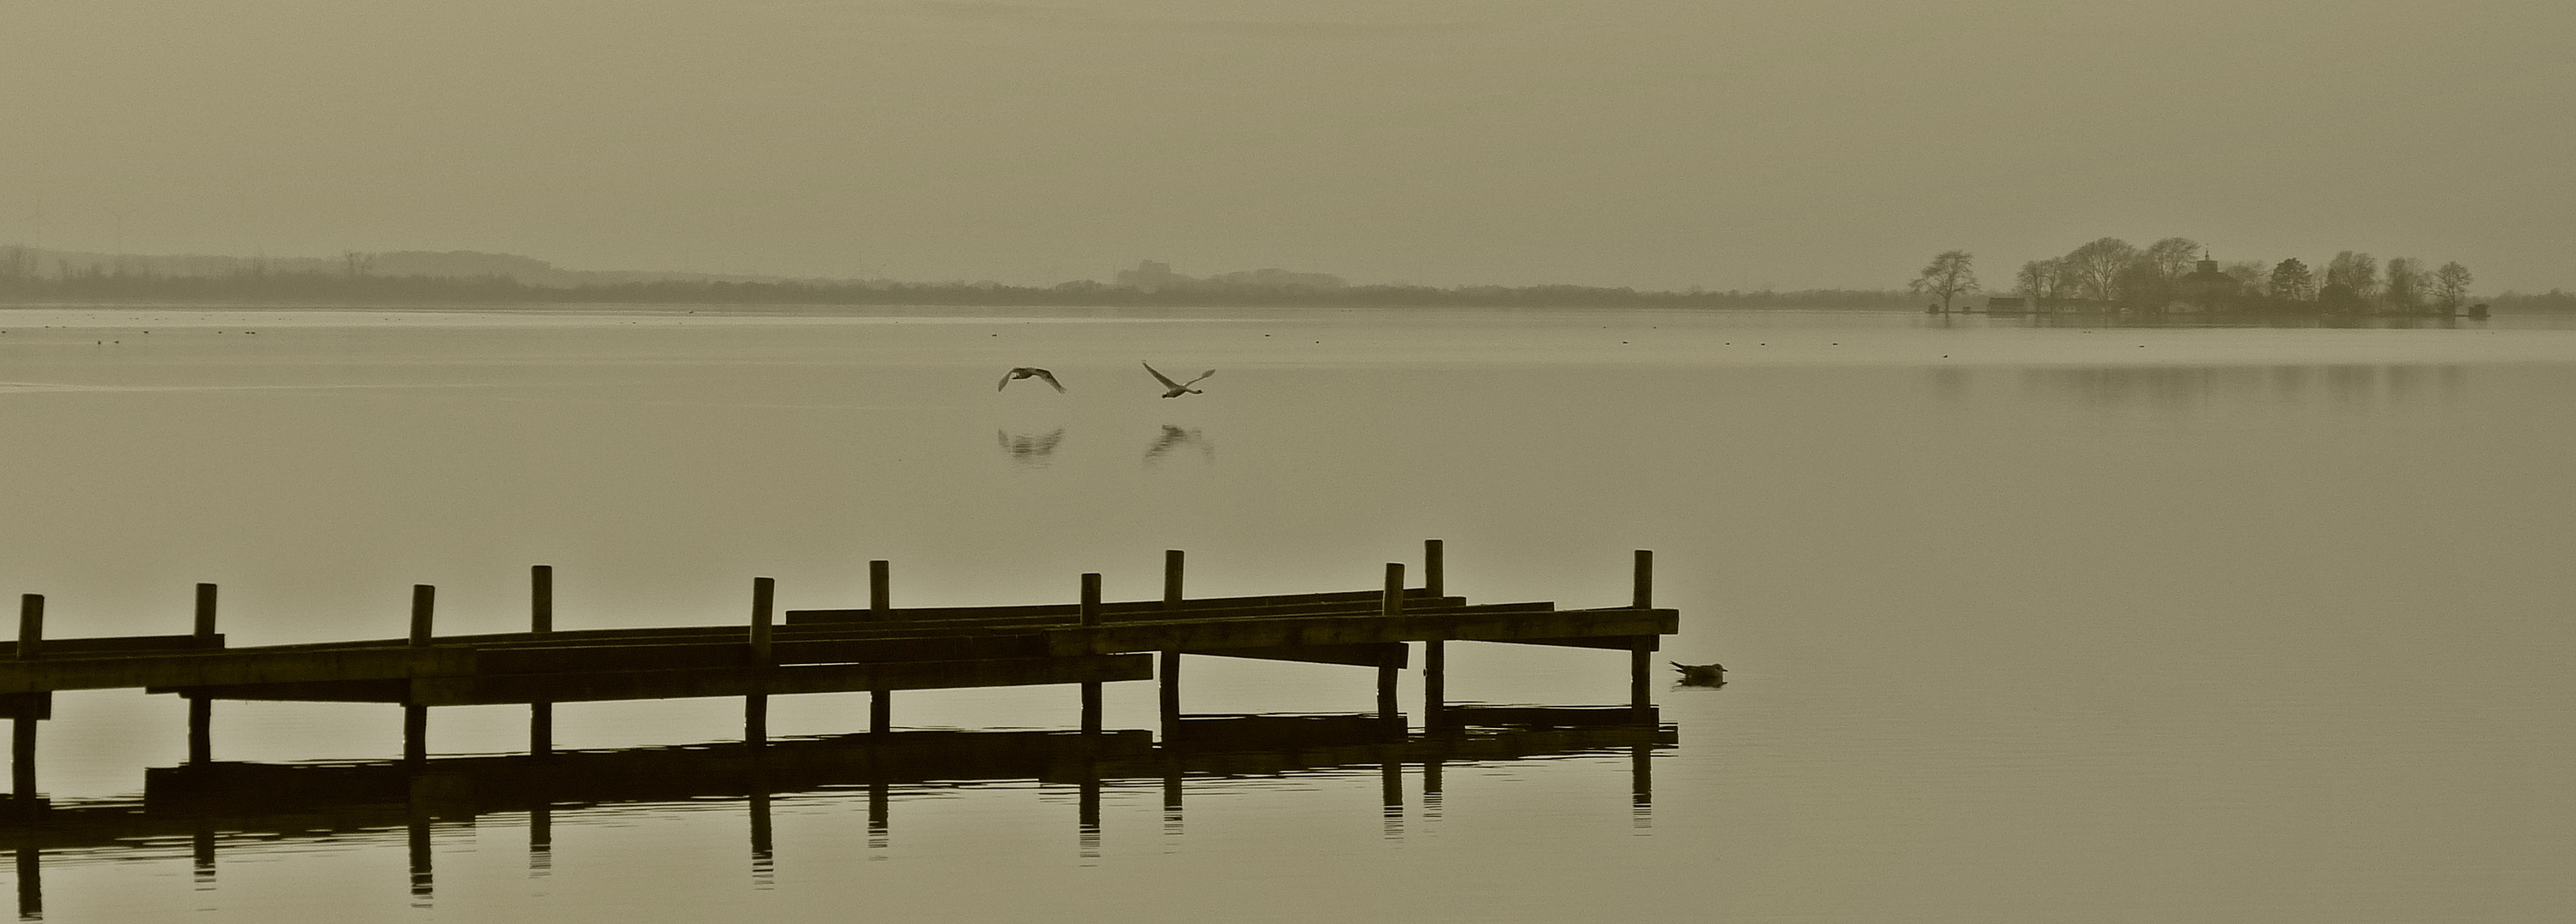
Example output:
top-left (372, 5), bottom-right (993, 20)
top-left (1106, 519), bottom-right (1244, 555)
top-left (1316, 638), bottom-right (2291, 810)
top-left (1, 305), bottom-right (2571, 921)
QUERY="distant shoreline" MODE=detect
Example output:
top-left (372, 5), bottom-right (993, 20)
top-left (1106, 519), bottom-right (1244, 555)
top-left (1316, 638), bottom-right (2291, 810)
top-left (0, 273), bottom-right (1917, 311)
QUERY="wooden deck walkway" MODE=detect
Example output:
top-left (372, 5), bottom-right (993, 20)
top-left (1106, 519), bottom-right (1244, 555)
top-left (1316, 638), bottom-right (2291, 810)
top-left (0, 542), bottom-right (1679, 807)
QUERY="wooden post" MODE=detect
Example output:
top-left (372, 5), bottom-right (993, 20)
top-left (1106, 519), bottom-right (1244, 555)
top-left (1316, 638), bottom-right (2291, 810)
top-left (406, 584), bottom-right (432, 765)
top-left (193, 583), bottom-right (218, 639)
top-left (191, 583), bottom-right (217, 764)
top-left (1378, 663), bottom-right (1399, 726)
top-left (15, 594), bottom-right (41, 660)
top-left (749, 578), bottom-right (775, 666)
top-left (869, 560), bottom-right (890, 727)
top-left (747, 578), bottom-right (773, 748)
top-left (1630, 637), bottom-right (1654, 721)
top-left (1424, 539), bottom-right (1444, 597)
top-left (10, 716), bottom-right (33, 803)
top-left (1162, 550), bottom-right (1184, 607)
top-left (1079, 574), bottom-right (1102, 734)
top-left (403, 704), bottom-right (427, 765)
top-left (1423, 640), bottom-right (1445, 730)
top-left (187, 696), bottom-right (212, 765)
top-left (1633, 549), bottom-right (1653, 609)
top-left (530, 566), bottom-right (552, 633)
top-left (1158, 650), bottom-right (1181, 743)
top-left (1382, 562), bottom-right (1403, 616)
top-left (531, 567), bottom-right (552, 758)
top-left (409, 585), bottom-right (434, 647)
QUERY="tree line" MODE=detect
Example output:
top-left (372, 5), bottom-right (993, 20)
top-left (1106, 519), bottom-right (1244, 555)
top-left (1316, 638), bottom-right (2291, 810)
top-left (0, 260), bottom-right (1916, 310)
top-left (1914, 238), bottom-right (2489, 315)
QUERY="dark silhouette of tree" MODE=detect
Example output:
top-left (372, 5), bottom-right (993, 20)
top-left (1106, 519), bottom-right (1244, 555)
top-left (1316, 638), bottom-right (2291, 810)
top-left (2017, 258), bottom-right (2066, 302)
top-left (2433, 262), bottom-right (2473, 313)
top-left (2382, 257), bottom-right (2426, 314)
top-left (1909, 250), bottom-right (1979, 312)
top-left (2270, 258), bottom-right (2315, 302)
top-left (2325, 252), bottom-right (2378, 302)
top-left (2061, 238), bottom-right (2136, 303)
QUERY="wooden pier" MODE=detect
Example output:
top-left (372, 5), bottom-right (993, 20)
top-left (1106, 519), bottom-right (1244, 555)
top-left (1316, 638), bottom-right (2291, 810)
top-left (0, 542), bottom-right (1678, 808)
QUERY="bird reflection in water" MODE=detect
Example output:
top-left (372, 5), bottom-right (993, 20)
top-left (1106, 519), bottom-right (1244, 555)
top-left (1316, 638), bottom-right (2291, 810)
top-left (997, 429), bottom-right (1066, 465)
top-left (1143, 425), bottom-right (1212, 465)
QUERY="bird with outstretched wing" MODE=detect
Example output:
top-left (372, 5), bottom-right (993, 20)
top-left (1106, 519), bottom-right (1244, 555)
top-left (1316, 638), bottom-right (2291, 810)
top-left (997, 367), bottom-right (1066, 393)
top-left (1143, 361), bottom-right (1214, 398)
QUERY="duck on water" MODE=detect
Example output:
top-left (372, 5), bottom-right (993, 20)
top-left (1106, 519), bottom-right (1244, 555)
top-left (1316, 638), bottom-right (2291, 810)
top-left (1671, 662), bottom-right (1726, 686)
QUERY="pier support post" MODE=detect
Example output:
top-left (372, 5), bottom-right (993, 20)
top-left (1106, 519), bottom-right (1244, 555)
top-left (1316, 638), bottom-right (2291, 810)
top-left (10, 716), bottom-right (33, 804)
top-left (406, 585), bottom-right (432, 765)
top-left (16, 594), bottom-right (42, 660)
top-left (1163, 550), bottom-right (1184, 607)
top-left (1424, 539), bottom-right (1444, 597)
top-left (747, 578), bottom-right (774, 748)
top-left (191, 583), bottom-right (216, 764)
top-left (1158, 651), bottom-right (1181, 743)
top-left (1629, 638), bottom-right (1654, 722)
top-left (1423, 640), bottom-right (1445, 730)
top-left (869, 560), bottom-right (890, 732)
top-left (410, 584), bottom-right (434, 647)
top-left (187, 696), bottom-right (212, 766)
top-left (403, 705), bottom-right (427, 765)
top-left (1633, 549), bottom-right (1653, 609)
top-left (531, 566), bottom-right (552, 757)
top-left (1380, 564), bottom-right (1403, 729)
top-left (1078, 573), bottom-right (1102, 735)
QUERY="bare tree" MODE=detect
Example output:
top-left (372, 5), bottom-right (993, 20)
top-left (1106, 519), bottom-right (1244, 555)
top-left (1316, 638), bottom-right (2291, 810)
top-left (341, 251), bottom-right (375, 279)
top-left (2223, 260), bottom-right (2268, 296)
top-left (2270, 258), bottom-right (2315, 302)
top-left (2325, 252), bottom-right (2378, 300)
top-left (1910, 250), bottom-right (1980, 312)
top-left (2017, 258), bottom-right (2065, 303)
top-left (2142, 237), bottom-right (2202, 281)
top-left (2062, 237), bottom-right (2136, 302)
top-left (2383, 257), bottom-right (2426, 313)
top-left (2433, 261), bottom-right (2473, 313)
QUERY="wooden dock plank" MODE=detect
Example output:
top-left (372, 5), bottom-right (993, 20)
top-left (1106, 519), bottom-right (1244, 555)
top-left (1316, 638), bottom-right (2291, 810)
top-left (0, 648), bottom-right (474, 694)
top-left (1045, 607), bottom-right (1675, 656)
top-left (404, 654), bottom-right (1153, 706)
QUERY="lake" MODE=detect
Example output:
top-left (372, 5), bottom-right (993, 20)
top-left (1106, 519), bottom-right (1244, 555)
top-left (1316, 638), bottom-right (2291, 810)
top-left (1, 304), bottom-right (2571, 921)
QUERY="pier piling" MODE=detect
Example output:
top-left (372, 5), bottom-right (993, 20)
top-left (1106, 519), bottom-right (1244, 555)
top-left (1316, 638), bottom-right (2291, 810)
top-left (530, 567), bottom-right (552, 757)
top-left (747, 578), bottom-right (774, 748)
top-left (869, 560), bottom-right (891, 731)
top-left (1424, 539), bottom-right (1444, 597)
top-left (192, 584), bottom-right (217, 764)
top-left (1080, 573), bottom-right (1103, 734)
top-left (17, 595), bottom-right (43, 661)
top-left (405, 586), bottom-right (433, 764)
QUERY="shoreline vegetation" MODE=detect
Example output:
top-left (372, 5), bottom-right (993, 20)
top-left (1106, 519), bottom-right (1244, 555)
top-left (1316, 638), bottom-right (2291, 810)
top-left (0, 247), bottom-right (1917, 310)
top-left (3, 246), bottom-right (2566, 312)
top-left (1913, 237), bottom-right (2576, 317)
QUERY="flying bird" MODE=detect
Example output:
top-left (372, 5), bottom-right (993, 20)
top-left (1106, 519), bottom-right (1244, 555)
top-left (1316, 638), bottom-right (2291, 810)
top-left (1143, 362), bottom-right (1214, 398)
top-left (997, 367), bottom-right (1066, 393)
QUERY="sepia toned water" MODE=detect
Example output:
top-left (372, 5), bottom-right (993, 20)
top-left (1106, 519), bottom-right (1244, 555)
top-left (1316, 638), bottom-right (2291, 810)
top-left (1, 305), bottom-right (2572, 922)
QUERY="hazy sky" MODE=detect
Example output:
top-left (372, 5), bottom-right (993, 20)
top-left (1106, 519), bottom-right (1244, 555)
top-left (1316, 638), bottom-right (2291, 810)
top-left (3, 1), bottom-right (2568, 290)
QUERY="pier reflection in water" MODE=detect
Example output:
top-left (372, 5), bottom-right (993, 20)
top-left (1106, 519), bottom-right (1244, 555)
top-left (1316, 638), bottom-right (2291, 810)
top-left (3, 708), bottom-right (1669, 912)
